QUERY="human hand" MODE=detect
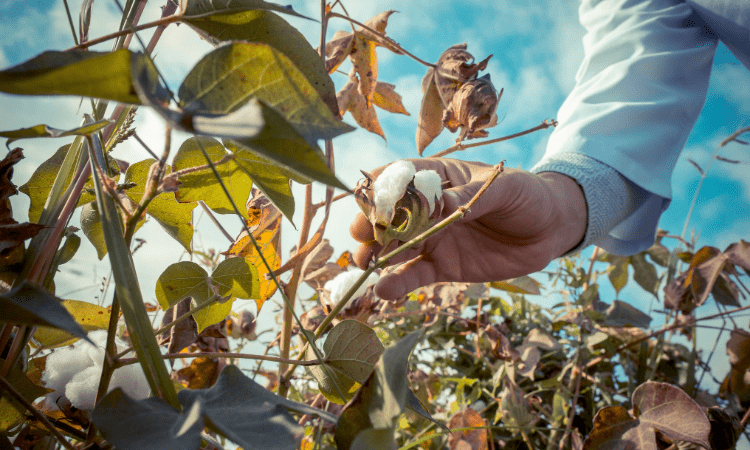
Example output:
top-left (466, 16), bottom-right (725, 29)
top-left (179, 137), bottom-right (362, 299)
top-left (349, 158), bottom-right (587, 300)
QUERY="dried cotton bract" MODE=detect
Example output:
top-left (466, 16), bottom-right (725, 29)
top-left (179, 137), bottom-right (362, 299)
top-left (355, 160), bottom-right (444, 250)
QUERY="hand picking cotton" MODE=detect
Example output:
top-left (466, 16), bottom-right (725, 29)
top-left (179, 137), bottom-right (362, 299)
top-left (355, 160), bottom-right (444, 249)
top-left (42, 330), bottom-right (150, 410)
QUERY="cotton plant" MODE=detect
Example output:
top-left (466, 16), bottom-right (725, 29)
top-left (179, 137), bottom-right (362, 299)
top-left (355, 160), bottom-right (444, 249)
top-left (42, 330), bottom-right (150, 410)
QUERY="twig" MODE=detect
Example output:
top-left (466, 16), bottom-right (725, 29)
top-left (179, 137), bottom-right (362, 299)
top-left (327, 12), bottom-right (435, 68)
top-left (198, 201), bottom-right (234, 242)
top-left (0, 374), bottom-right (77, 450)
top-left (68, 14), bottom-right (180, 50)
top-left (312, 192), bottom-right (351, 211)
top-left (559, 359), bottom-right (583, 450)
top-left (62, 0), bottom-right (79, 46)
top-left (117, 352), bottom-right (321, 366)
top-left (430, 120), bottom-right (557, 158)
top-left (719, 126), bottom-right (750, 147)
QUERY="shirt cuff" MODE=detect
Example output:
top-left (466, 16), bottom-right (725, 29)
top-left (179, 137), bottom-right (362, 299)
top-left (531, 153), bottom-right (668, 255)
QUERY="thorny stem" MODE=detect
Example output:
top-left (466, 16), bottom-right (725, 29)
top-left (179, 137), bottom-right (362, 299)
top-left (430, 119), bottom-right (558, 158)
top-left (117, 352), bottom-right (321, 366)
top-left (0, 374), bottom-right (77, 450)
top-left (327, 12), bottom-right (435, 68)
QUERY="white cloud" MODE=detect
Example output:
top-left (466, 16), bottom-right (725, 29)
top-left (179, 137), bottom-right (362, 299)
top-left (711, 63), bottom-right (750, 113)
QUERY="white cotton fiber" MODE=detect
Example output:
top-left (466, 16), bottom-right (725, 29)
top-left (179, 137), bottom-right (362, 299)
top-left (413, 170), bottom-right (443, 214)
top-left (325, 268), bottom-right (379, 308)
top-left (42, 330), bottom-right (151, 410)
top-left (372, 160), bottom-right (416, 224)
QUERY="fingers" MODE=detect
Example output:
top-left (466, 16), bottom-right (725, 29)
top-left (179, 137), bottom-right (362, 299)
top-left (374, 256), bottom-right (438, 300)
top-left (350, 212), bottom-right (374, 243)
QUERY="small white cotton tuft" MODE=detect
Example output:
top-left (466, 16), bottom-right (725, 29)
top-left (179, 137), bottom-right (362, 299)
top-left (372, 160), bottom-right (416, 224)
top-left (413, 170), bottom-right (443, 214)
top-left (64, 365), bottom-right (102, 410)
top-left (42, 330), bottom-right (151, 410)
top-left (325, 268), bottom-right (379, 308)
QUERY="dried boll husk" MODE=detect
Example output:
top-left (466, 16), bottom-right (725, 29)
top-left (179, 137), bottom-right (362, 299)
top-left (443, 73), bottom-right (503, 141)
top-left (355, 171), bottom-right (444, 250)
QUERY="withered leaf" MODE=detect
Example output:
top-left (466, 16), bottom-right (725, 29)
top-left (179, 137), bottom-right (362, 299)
top-left (357, 10), bottom-right (401, 54)
top-left (447, 408), bottom-right (487, 450)
top-left (443, 74), bottom-right (501, 142)
top-left (351, 32), bottom-right (378, 108)
top-left (325, 30), bottom-right (354, 74)
top-left (174, 357), bottom-right (220, 389)
top-left (373, 82), bottom-right (409, 115)
top-left (725, 240), bottom-right (750, 275)
top-left (338, 75), bottom-right (384, 139)
top-left (416, 68), bottom-right (445, 155)
top-left (300, 239), bottom-right (335, 280)
top-left (158, 297), bottom-right (198, 355)
top-left (0, 149), bottom-right (44, 259)
top-left (721, 328), bottom-right (750, 402)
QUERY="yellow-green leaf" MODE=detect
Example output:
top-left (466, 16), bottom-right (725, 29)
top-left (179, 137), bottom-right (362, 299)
top-left (178, 41), bottom-right (353, 146)
top-left (490, 276), bottom-right (541, 295)
top-left (34, 299), bottom-right (111, 348)
top-left (19, 145), bottom-right (95, 223)
top-left (173, 137), bottom-right (253, 219)
top-left (125, 159), bottom-right (196, 251)
top-left (81, 201), bottom-right (107, 259)
top-left (211, 257), bottom-right (260, 300)
top-left (182, 10), bottom-right (338, 116)
top-left (193, 298), bottom-right (235, 333)
top-left (0, 119), bottom-right (111, 148)
top-left (155, 261), bottom-right (211, 310)
top-left (0, 49), bottom-right (144, 104)
top-left (0, 358), bottom-right (51, 432)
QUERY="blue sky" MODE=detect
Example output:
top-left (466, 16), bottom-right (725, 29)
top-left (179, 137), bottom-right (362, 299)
top-left (1, 0), bottom-right (750, 420)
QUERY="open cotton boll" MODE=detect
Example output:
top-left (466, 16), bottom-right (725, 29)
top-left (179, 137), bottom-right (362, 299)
top-left (64, 365), bottom-right (102, 410)
top-left (325, 268), bottom-right (379, 308)
top-left (413, 170), bottom-right (443, 215)
top-left (42, 346), bottom-right (93, 394)
top-left (109, 364), bottom-right (151, 402)
top-left (372, 160), bottom-right (416, 224)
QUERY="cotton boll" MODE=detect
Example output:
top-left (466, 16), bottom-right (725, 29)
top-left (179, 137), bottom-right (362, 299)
top-left (325, 268), bottom-right (379, 308)
top-left (109, 364), bottom-right (150, 401)
top-left (372, 160), bottom-right (416, 224)
top-left (413, 170), bottom-right (443, 215)
top-left (64, 365), bottom-right (102, 410)
top-left (42, 345), bottom-right (94, 393)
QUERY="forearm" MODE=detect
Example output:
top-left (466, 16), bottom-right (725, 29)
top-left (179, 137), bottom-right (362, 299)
top-left (538, 172), bottom-right (588, 257)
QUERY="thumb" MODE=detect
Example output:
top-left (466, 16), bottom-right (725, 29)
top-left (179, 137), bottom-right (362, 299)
top-left (441, 179), bottom-right (496, 221)
top-left (374, 256), bottom-right (439, 300)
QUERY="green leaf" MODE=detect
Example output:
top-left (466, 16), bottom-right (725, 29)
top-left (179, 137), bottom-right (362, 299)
top-left (91, 389), bottom-right (205, 450)
top-left (489, 276), bottom-right (541, 295)
top-left (155, 261), bottom-right (211, 310)
top-left (0, 358), bottom-right (52, 432)
top-left (0, 281), bottom-right (91, 343)
top-left (180, 0), bottom-right (310, 20)
top-left (155, 259), bottom-right (259, 332)
top-left (182, 10), bottom-right (338, 116)
top-left (80, 202), bottom-right (107, 259)
top-left (178, 41), bottom-right (353, 145)
top-left (405, 389), bottom-right (447, 432)
top-left (0, 119), bottom-right (110, 148)
top-left (229, 102), bottom-right (347, 190)
top-left (335, 332), bottom-right (421, 450)
top-left (173, 136), bottom-right (253, 219)
top-left (19, 145), bottom-right (95, 224)
top-left (224, 139), bottom-right (301, 221)
top-left (307, 320), bottom-right (384, 404)
top-left (630, 253), bottom-right (659, 294)
top-left (176, 365), bottom-right (335, 450)
top-left (0, 49), bottom-right (146, 104)
top-left (125, 159), bottom-right (196, 251)
top-left (606, 255), bottom-right (630, 295)
top-left (33, 299), bottom-right (110, 348)
top-left (212, 257), bottom-right (261, 300)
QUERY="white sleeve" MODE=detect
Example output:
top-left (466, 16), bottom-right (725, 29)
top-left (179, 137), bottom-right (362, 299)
top-left (532, 0), bottom-right (718, 255)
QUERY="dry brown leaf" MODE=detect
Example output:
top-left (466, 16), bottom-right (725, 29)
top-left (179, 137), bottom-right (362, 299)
top-left (338, 74), bottom-right (385, 138)
top-left (443, 74), bottom-right (502, 142)
top-left (325, 30), bottom-right (355, 74)
top-left (416, 68), bottom-right (446, 155)
top-left (357, 10), bottom-right (401, 53)
top-left (351, 32), bottom-right (378, 108)
top-left (373, 81), bottom-right (409, 115)
top-left (448, 408), bottom-right (487, 450)
top-left (303, 262), bottom-right (346, 289)
top-left (0, 149), bottom-right (45, 259)
top-left (174, 356), bottom-right (219, 389)
top-left (158, 297), bottom-right (198, 355)
top-left (720, 328), bottom-right (750, 402)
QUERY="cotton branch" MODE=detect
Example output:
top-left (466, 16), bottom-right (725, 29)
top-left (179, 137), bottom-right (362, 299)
top-left (430, 119), bottom-right (557, 158)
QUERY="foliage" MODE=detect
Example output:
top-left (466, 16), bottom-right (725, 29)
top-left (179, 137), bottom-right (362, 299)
top-left (0, 2), bottom-right (748, 450)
